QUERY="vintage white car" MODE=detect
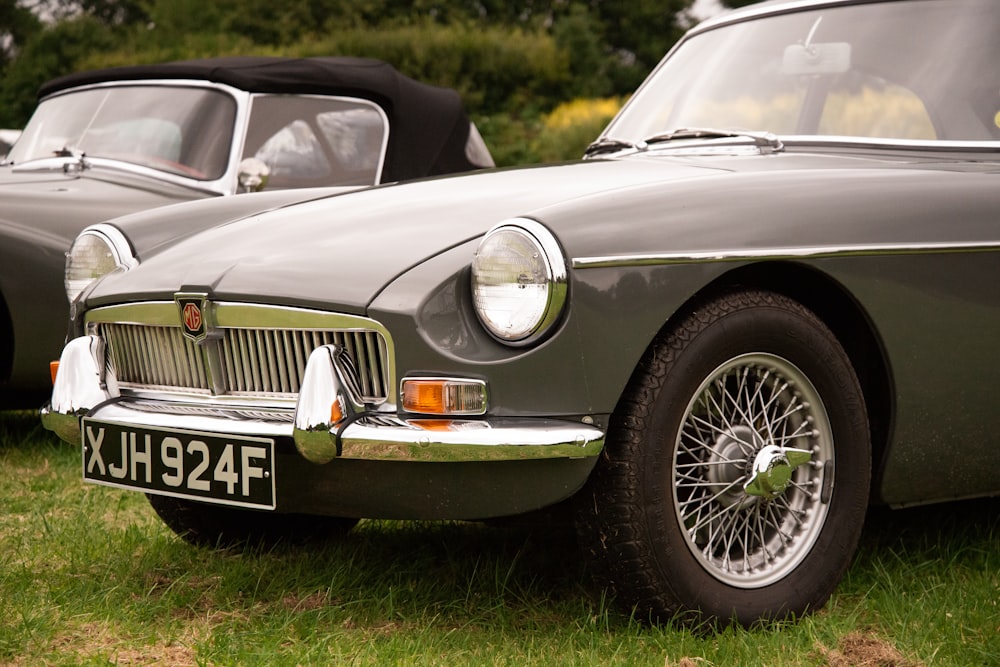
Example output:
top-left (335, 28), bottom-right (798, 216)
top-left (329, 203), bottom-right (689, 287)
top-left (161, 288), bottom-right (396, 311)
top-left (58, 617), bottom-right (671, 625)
top-left (0, 56), bottom-right (492, 407)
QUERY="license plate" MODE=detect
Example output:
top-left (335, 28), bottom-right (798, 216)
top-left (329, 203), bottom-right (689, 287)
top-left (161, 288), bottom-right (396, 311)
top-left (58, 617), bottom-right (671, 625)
top-left (82, 419), bottom-right (276, 510)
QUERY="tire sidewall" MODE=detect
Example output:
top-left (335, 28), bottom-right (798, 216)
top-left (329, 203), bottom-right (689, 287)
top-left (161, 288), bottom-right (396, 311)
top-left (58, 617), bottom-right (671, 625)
top-left (639, 294), bottom-right (870, 624)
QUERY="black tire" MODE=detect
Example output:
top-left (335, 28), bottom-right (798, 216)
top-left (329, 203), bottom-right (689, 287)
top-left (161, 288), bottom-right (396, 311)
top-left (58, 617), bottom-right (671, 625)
top-left (576, 289), bottom-right (871, 627)
top-left (147, 494), bottom-right (359, 549)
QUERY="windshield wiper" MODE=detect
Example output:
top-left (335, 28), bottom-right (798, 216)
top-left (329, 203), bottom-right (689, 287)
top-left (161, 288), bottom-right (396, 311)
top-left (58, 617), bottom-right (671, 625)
top-left (584, 137), bottom-right (643, 157)
top-left (53, 145), bottom-right (90, 173)
top-left (643, 128), bottom-right (784, 153)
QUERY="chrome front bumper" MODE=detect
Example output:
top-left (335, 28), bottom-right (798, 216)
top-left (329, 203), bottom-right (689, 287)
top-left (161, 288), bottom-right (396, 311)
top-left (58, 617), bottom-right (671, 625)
top-left (42, 337), bottom-right (605, 464)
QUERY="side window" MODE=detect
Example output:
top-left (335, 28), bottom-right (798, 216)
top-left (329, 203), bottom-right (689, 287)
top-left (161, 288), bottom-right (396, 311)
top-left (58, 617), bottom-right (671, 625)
top-left (243, 96), bottom-right (388, 189)
top-left (819, 73), bottom-right (936, 139)
top-left (315, 108), bottom-right (385, 174)
top-left (254, 120), bottom-right (328, 180)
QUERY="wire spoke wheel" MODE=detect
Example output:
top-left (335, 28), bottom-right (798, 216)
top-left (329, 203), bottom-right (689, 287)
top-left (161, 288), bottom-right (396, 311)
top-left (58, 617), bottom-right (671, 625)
top-left (575, 290), bottom-right (871, 626)
top-left (675, 353), bottom-right (831, 588)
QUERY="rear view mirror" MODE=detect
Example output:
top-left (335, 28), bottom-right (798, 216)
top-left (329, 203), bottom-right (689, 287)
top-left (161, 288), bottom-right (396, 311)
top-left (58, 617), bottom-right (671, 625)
top-left (783, 42), bottom-right (851, 75)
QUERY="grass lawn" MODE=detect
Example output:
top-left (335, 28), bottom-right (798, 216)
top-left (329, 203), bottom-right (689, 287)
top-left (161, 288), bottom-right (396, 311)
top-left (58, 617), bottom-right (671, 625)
top-left (1, 409), bottom-right (997, 666)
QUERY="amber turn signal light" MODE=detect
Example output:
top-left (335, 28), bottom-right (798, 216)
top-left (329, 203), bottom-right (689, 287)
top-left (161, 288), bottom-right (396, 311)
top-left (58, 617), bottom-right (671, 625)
top-left (330, 396), bottom-right (345, 425)
top-left (401, 378), bottom-right (487, 415)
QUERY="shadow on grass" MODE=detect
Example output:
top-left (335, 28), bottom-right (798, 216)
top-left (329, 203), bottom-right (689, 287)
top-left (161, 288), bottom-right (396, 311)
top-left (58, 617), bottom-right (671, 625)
top-left (138, 495), bottom-right (1000, 636)
top-left (131, 516), bottom-right (598, 634)
top-left (860, 495), bottom-right (1000, 562)
top-left (0, 409), bottom-right (61, 450)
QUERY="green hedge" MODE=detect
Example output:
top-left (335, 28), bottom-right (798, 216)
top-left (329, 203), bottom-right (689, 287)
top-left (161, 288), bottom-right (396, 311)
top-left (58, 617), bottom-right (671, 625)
top-left (67, 21), bottom-right (570, 119)
top-left (0, 18), bottom-right (628, 166)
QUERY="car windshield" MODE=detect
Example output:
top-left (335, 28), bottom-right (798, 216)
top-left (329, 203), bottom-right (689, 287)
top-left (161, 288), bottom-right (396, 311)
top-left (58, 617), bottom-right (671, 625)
top-left (7, 85), bottom-right (237, 179)
top-left (604, 0), bottom-right (1000, 145)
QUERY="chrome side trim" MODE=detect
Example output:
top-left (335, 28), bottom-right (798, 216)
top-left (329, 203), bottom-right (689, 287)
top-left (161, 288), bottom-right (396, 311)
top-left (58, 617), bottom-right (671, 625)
top-left (778, 135), bottom-right (1000, 152)
top-left (572, 241), bottom-right (1000, 269)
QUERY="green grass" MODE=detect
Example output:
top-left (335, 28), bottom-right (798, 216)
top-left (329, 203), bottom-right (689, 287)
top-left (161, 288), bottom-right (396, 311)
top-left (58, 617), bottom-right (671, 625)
top-left (2, 409), bottom-right (998, 666)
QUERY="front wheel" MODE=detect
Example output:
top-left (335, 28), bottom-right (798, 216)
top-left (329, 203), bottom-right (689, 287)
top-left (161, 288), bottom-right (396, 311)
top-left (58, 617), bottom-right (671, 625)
top-left (576, 289), bottom-right (871, 626)
top-left (147, 494), bottom-right (359, 549)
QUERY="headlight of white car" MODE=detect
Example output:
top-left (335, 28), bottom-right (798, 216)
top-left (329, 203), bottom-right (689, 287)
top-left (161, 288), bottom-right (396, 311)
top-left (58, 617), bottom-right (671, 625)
top-left (65, 224), bottom-right (138, 303)
top-left (471, 218), bottom-right (567, 346)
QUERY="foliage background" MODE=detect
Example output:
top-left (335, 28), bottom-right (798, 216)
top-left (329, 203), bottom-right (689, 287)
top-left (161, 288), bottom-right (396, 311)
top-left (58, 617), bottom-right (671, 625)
top-left (0, 0), bottom-right (756, 165)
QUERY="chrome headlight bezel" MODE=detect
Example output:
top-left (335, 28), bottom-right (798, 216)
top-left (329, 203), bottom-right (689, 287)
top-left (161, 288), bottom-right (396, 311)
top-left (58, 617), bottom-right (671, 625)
top-left (64, 224), bottom-right (138, 303)
top-left (471, 218), bottom-right (568, 347)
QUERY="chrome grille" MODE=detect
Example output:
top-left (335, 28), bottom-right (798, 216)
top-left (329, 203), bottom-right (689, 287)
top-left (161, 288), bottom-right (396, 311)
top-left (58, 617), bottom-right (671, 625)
top-left (99, 322), bottom-right (389, 402)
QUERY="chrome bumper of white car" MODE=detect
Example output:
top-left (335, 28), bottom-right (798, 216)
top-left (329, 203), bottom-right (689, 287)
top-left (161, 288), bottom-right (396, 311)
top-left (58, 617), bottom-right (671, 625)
top-left (41, 336), bottom-right (605, 464)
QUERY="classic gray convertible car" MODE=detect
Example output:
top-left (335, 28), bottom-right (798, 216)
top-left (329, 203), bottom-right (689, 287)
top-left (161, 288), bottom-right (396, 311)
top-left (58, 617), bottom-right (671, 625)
top-left (43, 0), bottom-right (1000, 626)
top-left (0, 56), bottom-right (492, 407)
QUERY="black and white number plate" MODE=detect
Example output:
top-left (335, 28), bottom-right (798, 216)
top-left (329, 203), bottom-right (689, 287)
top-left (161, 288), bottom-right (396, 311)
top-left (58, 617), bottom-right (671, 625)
top-left (82, 419), bottom-right (276, 510)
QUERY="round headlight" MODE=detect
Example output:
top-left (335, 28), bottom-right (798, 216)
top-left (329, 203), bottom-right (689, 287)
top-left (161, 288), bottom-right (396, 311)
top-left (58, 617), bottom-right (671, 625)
top-left (65, 225), bottom-right (137, 303)
top-left (471, 218), bottom-right (567, 345)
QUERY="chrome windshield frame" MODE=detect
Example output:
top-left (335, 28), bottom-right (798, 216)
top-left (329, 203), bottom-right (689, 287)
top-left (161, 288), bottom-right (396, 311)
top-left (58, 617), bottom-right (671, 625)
top-left (13, 79), bottom-right (251, 196)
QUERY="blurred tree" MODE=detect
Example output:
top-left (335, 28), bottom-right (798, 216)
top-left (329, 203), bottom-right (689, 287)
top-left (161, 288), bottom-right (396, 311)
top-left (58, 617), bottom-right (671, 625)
top-left (0, 0), bottom-right (702, 127)
top-left (551, 4), bottom-right (610, 99)
top-left (0, 0), bottom-right (42, 69)
top-left (0, 15), bottom-right (114, 126)
top-left (592, 0), bottom-right (694, 91)
top-left (47, 0), bottom-right (149, 24)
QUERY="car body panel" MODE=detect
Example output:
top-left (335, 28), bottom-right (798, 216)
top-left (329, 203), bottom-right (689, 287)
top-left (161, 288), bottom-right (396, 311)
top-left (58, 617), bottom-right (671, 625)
top-left (369, 160), bottom-right (1000, 507)
top-left (74, 147), bottom-right (1000, 508)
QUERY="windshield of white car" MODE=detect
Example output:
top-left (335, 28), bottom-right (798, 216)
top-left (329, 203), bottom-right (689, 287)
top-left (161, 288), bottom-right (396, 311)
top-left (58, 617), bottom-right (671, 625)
top-left (603, 0), bottom-right (1000, 146)
top-left (7, 85), bottom-right (237, 180)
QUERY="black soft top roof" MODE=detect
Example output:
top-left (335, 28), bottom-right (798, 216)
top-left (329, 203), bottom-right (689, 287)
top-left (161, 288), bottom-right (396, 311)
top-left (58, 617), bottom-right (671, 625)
top-left (38, 56), bottom-right (484, 181)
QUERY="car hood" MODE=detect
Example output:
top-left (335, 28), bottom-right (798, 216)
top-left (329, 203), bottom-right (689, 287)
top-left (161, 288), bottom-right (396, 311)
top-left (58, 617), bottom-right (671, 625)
top-left (87, 150), bottom-right (962, 314)
top-left (101, 186), bottom-right (359, 257)
top-left (0, 165), bottom-right (209, 243)
top-left (89, 159), bottom-right (728, 312)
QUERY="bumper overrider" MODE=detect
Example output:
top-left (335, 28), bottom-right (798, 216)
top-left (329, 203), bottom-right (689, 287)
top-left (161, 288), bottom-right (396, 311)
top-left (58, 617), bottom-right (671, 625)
top-left (41, 334), bottom-right (605, 516)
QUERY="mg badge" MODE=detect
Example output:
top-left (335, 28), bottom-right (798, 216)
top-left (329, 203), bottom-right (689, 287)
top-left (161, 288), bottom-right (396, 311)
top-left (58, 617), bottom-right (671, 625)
top-left (183, 303), bottom-right (202, 332)
top-left (175, 293), bottom-right (211, 342)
